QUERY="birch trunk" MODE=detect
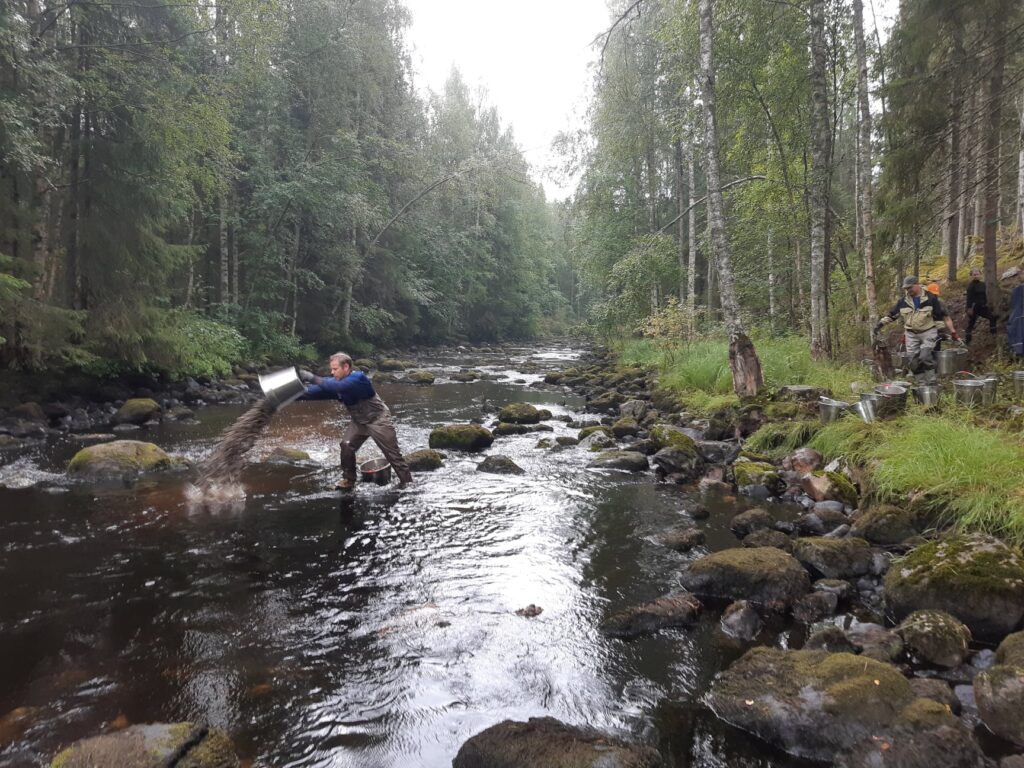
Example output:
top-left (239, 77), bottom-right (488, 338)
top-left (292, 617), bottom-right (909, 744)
top-left (687, 148), bottom-right (698, 329)
top-left (1017, 90), bottom-right (1024, 234)
top-left (982, 15), bottom-right (1007, 306)
top-left (853, 0), bottom-right (878, 325)
top-left (808, 0), bottom-right (832, 359)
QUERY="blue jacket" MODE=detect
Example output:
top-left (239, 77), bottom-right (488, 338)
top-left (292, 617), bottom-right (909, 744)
top-left (301, 370), bottom-right (377, 407)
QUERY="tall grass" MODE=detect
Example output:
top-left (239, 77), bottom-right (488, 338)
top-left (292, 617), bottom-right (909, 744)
top-left (809, 411), bottom-right (1024, 544)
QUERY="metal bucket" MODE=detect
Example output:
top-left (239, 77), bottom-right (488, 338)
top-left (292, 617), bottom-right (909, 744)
top-left (873, 384), bottom-right (907, 417)
top-left (258, 367), bottom-right (305, 409)
top-left (1014, 371), bottom-right (1024, 398)
top-left (953, 379), bottom-right (986, 406)
top-left (936, 347), bottom-right (969, 376)
top-left (359, 457), bottom-right (392, 485)
top-left (819, 396), bottom-right (851, 424)
top-left (850, 400), bottom-right (876, 423)
top-left (890, 350), bottom-right (908, 370)
top-left (912, 384), bottom-right (940, 407)
top-left (980, 373), bottom-right (999, 405)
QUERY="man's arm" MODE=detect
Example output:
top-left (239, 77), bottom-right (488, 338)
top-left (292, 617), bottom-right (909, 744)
top-left (298, 383), bottom-right (335, 401)
top-left (876, 299), bottom-right (903, 331)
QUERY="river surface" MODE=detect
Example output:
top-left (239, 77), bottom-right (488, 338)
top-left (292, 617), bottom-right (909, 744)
top-left (0, 344), bottom-right (807, 767)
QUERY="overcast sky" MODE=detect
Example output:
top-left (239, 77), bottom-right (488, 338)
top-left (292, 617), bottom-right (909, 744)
top-left (401, 0), bottom-right (898, 201)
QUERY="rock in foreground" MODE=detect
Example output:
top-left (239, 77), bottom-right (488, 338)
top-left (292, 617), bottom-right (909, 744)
top-left (67, 440), bottom-right (182, 479)
top-left (600, 592), bottom-right (702, 639)
top-left (428, 424), bottom-right (494, 452)
top-left (452, 717), bottom-right (662, 768)
top-left (51, 722), bottom-right (239, 767)
top-left (679, 547), bottom-right (809, 609)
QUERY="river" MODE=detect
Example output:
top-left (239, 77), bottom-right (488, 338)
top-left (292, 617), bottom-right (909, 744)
top-left (0, 343), bottom-right (805, 767)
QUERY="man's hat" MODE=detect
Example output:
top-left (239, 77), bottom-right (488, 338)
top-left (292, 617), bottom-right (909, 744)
top-left (901, 275), bottom-right (919, 289)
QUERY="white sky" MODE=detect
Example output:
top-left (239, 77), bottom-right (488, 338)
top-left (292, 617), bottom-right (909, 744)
top-left (402, 0), bottom-right (899, 202)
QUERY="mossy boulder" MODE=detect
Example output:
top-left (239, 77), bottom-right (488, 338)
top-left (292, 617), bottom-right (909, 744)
top-left (742, 528), bottom-right (795, 553)
top-left (792, 537), bottom-right (873, 579)
top-left (353, 358), bottom-right (375, 371)
top-left (67, 440), bottom-right (182, 479)
top-left (600, 591), bottom-right (703, 639)
top-left (451, 369), bottom-right (482, 382)
top-left (266, 446), bottom-right (311, 464)
top-left (554, 436), bottom-right (578, 447)
top-left (801, 471), bottom-right (857, 506)
top-left (656, 526), bottom-right (706, 552)
top-left (476, 455), bottom-right (525, 475)
top-left (492, 422), bottom-right (531, 436)
top-left (578, 425), bottom-right (613, 441)
top-left (405, 449), bottom-right (444, 472)
top-left (679, 547), bottom-right (810, 609)
top-left (895, 610), bottom-right (971, 668)
top-left (405, 369), bottom-right (435, 385)
top-left (428, 424), bottom-right (494, 452)
top-left (850, 504), bottom-right (922, 545)
top-left (649, 424), bottom-right (698, 453)
top-left (586, 390), bottom-right (626, 414)
top-left (611, 417), bottom-right (639, 438)
top-left (996, 631), bottom-right (1024, 667)
top-left (974, 664), bottom-right (1024, 747)
top-left (51, 722), bottom-right (239, 768)
top-left (498, 402), bottom-right (541, 424)
top-left (730, 508), bottom-right (774, 538)
top-left (704, 648), bottom-right (977, 764)
top-left (451, 716), bottom-right (662, 768)
top-left (732, 460), bottom-right (783, 493)
top-left (588, 450), bottom-right (649, 472)
top-left (377, 358), bottom-right (412, 371)
top-left (114, 398), bottom-right (162, 425)
top-left (651, 446), bottom-right (705, 482)
top-left (883, 534), bottom-right (1024, 640)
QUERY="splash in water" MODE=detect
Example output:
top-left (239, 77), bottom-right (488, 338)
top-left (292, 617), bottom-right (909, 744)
top-left (188, 398), bottom-right (277, 506)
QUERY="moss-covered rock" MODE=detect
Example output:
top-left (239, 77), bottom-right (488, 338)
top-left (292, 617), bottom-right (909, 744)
top-left (611, 417), bottom-right (640, 438)
top-left (498, 402), bottom-right (541, 424)
top-left (742, 528), bottom-right (795, 553)
top-left (353, 358), bottom-right (375, 371)
top-left (428, 424), bottom-right (494, 452)
top-left (679, 547), bottom-right (810, 609)
top-left (587, 450), bottom-right (649, 472)
top-left (730, 508), bottom-right (774, 538)
top-left (895, 610), bottom-right (971, 668)
top-left (405, 369), bottom-right (435, 385)
top-left (115, 398), bottom-right (162, 425)
top-left (586, 390), bottom-right (626, 414)
top-left (451, 716), bottom-right (662, 768)
top-left (850, 504), bottom-right (922, 545)
top-left (600, 591), bottom-right (703, 639)
top-left (554, 436), bottom-right (578, 447)
top-left (974, 664), bottom-right (1024, 747)
top-left (266, 446), bottom-right (311, 464)
top-left (996, 631), bottom-right (1024, 667)
top-left (405, 449), bottom-right (444, 472)
top-left (476, 455), bottom-right (525, 475)
top-left (732, 460), bottom-right (783, 492)
top-left (649, 424), bottom-right (698, 453)
top-left (577, 425), bottom-right (612, 441)
top-left (883, 534), bottom-right (1024, 640)
top-left (377, 358), bottom-right (413, 371)
top-left (451, 369), bottom-right (482, 382)
top-left (792, 537), bottom-right (873, 579)
top-left (51, 722), bottom-right (239, 768)
top-left (652, 446), bottom-right (705, 482)
top-left (801, 471), bottom-right (858, 506)
top-left (492, 422), bottom-right (531, 436)
top-left (67, 440), bottom-right (181, 479)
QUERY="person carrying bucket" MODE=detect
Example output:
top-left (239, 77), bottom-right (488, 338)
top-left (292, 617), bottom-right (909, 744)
top-left (299, 353), bottom-right (413, 490)
top-left (875, 276), bottom-right (960, 381)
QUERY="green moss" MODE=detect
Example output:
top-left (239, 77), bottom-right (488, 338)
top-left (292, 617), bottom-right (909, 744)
top-left (405, 370), bottom-right (435, 384)
top-left (738, 449), bottom-right (772, 463)
top-left (825, 471), bottom-right (858, 506)
top-left (763, 402), bottom-right (804, 420)
top-left (649, 424), bottom-right (697, 453)
top-left (817, 652), bottom-right (913, 718)
top-left (428, 424), bottom-right (494, 452)
top-left (498, 403), bottom-right (540, 424)
top-left (899, 697), bottom-right (956, 726)
top-left (733, 461), bottom-right (778, 488)
top-left (578, 425), bottom-right (612, 440)
top-left (996, 632), bottom-right (1024, 667)
top-left (887, 535), bottom-right (1024, 594)
top-left (611, 417), bottom-right (639, 437)
top-left (115, 397), bottom-right (161, 424)
top-left (68, 440), bottom-right (175, 475)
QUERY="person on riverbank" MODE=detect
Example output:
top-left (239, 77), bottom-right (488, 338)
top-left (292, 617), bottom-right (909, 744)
top-left (875, 276), bottom-right (959, 380)
top-left (299, 353), bottom-right (413, 490)
top-left (965, 268), bottom-right (997, 345)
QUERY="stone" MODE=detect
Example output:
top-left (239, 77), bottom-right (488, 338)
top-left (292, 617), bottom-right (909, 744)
top-left (704, 648), bottom-right (973, 763)
top-left (1002, 266), bottom-right (1021, 280)
top-left (732, 460), bottom-right (784, 494)
top-left (578, 425), bottom-right (613, 441)
top-left (67, 440), bottom-right (182, 479)
top-left (585, 390), bottom-right (626, 414)
top-left (792, 537), bottom-right (873, 579)
top-left (896, 610), bottom-right (971, 668)
top-left (804, 626), bottom-right (857, 654)
top-left (651, 446), bottom-right (704, 482)
top-left (476, 455), bottom-right (525, 475)
top-left (580, 432), bottom-right (615, 452)
top-left (814, 578), bottom-right (854, 602)
top-left (974, 664), bottom-right (1024, 746)
top-left (588, 450), bottom-right (649, 472)
top-left (50, 722), bottom-right (239, 768)
top-left (797, 508), bottom-right (848, 536)
top-left (679, 547), bottom-right (810, 610)
top-left (909, 678), bottom-right (960, 713)
top-left (656, 526), bottom-right (705, 552)
top-left (789, 447), bottom-right (823, 474)
top-left (266, 447), bottom-right (311, 464)
top-left (428, 424), bottom-right (494, 452)
top-left (11, 402), bottom-right (46, 421)
top-left (535, 438), bottom-right (554, 449)
top-left (114, 398), bottom-right (162, 425)
top-left (492, 422), bottom-right (532, 436)
top-left (619, 399), bottom-right (649, 421)
top-left (721, 600), bottom-right (762, 641)
top-left (451, 716), bottom-right (662, 768)
top-left (600, 591), bottom-right (703, 639)
top-left (498, 403), bottom-right (541, 424)
top-left (801, 471), bottom-right (858, 506)
top-left (730, 508), bottom-right (774, 538)
top-left (696, 440), bottom-right (738, 464)
top-left (451, 370), bottom-right (482, 382)
top-left (850, 505), bottom-right (921, 546)
top-left (554, 436), bottom-right (578, 447)
top-left (378, 358), bottom-right (411, 371)
top-left (611, 417), bottom-right (639, 438)
top-left (405, 369), bottom-right (435, 385)
top-left (996, 632), bottom-right (1024, 667)
top-left (776, 385), bottom-right (827, 402)
top-left (649, 424), bottom-right (699, 453)
top-left (742, 529), bottom-right (794, 553)
top-left (846, 621), bottom-right (904, 662)
top-left (883, 534), bottom-right (1024, 641)
top-left (792, 591), bottom-right (838, 623)
top-left (405, 449), bottom-right (444, 472)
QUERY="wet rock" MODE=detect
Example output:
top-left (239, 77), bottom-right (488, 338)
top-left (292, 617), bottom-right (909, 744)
top-left (492, 422), bottom-right (532, 436)
top-left (804, 626), bottom-right (858, 654)
top-left (896, 610), bottom-right (971, 668)
top-left (372, 371), bottom-right (398, 383)
top-left (11, 402), bottom-right (46, 421)
top-left (404, 449), bottom-right (444, 472)
top-left (498, 403), bottom-right (541, 424)
top-left (742, 529), bottom-right (794, 553)
top-left (788, 447), bottom-right (823, 475)
top-left (429, 424), bottom-right (494, 452)
top-left (850, 504), bottom-right (922, 546)
top-left (909, 677), bottom-right (960, 713)
top-left (792, 591), bottom-right (838, 623)
top-left (729, 508), bottom-right (774, 538)
top-left (515, 604), bottom-right (543, 618)
top-left (792, 537), bottom-right (873, 579)
top-left (846, 621), bottom-right (904, 662)
top-left (679, 547), bottom-right (810, 609)
top-left (619, 399), bottom-right (649, 422)
top-left (405, 369), bottom-right (435, 385)
top-left (814, 578), bottom-right (854, 602)
top-left (684, 503), bottom-right (710, 520)
top-left (801, 471), bottom-right (858, 506)
top-left (580, 432), bottom-right (616, 452)
top-left (720, 599), bottom-right (762, 641)
top-left (67, 440), bottom-right (183, 479)
top-left (649, 424), bottom-right (699, 453)
top-left (451, 370), bottom-right (482, 382)
top-left (588, 450), bottom-right (649, 472)
top-left (266, 447), bottom-right (311, 464)
top-left (601, 591), bottom-right (703, 639)
top-left (696, 440), bottom-right (738, 464)
top-left (0, 706), bottom-right (38, 746)
top-left (732, 460), bottom-right (784, 494)
top-left (611, 417), bottom-right (639, 438)
top-left (975, 662), bottom-right (1024, 746)
top-left (114, 398), bottom-right (162, 425)
top-left (586, 390), bottom-right (626, 414)
top-left (452, 716), bottom-right (662, 768)
top-left (651, 446), bottom-right (704, 482)
top-left (629, 438), bottom-right (659, 455)
top-left (655, 526), bottom-right (705, 553)
top-left (378, 358), bottom-right (413, 371)
top-left (883, 534), bottom-right (1024, 641)
top-left (578, 425), bottom-right (613, 441)
top-left (796, 507), bottom-right (848, 536)
top-left (535, 438), bottom-right (554, 449)
top-left (51, 722), bottom-right (239, 768)
top-left (704, 648), bottom-right (972, 763)
top-left (554, 435), bottom-right (578, 447)
top-left (0, 417), bottom-right (48, 438)
top-left (477, 455), bottom-right (525, 475)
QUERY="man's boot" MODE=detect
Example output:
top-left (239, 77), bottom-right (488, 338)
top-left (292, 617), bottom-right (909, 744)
top-left (335, 476), bottom-right (356, 491)
top-left (396, 468), bottom-right (413, 488)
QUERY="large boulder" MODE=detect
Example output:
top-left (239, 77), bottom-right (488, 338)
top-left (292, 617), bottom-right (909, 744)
top-left (476, 455), bottom-right (525, 475)
top-left (498, 403), bottom-right (541, 424)
top-left (896, 610), bottom-right (971, 668)
top-left (649, 424), bottom-right (698, 453)
top-left (378, 358), bottom-right (412, 371)
top-left (600, 592), bottom-right (702, 639)
top-left (705, 648), bottom-right (982, 765)
top-left (792, 537), bottom-right (873, 579)
top-left (452, 717), bottom-right (662, 768)
top-left (114, 398), bottom-right (162, 425)
top-left (611, 417), bottom-right (639, 438)
top-left (619, 399), bottom-right (649, 422)
top-left (679, 548), bottom-right (810, 609)
top-left (850, 504), bottom-right (922, 546)
top-left (883, 534), bottom-right (1024, 640)
top-left (50, 722), bottom-right (239, 767)
top-left (651, 446), bottom-right (704, 482)
top-left (428, 424), bottom-right (494, 452)
top-left (67, 440), bottom-right (182, 479)
top-left (588, 450), bottom-right (649, 472)
top-left (405, 449), bottom-right (444, 472)
top-left (405, 369), bottom-right (435, 385)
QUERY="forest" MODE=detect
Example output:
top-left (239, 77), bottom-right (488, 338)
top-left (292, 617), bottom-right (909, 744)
top-left (2, 0), bottom-right (1024, 383)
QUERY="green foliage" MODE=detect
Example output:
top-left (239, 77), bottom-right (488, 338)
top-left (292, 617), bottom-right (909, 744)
top-left (146, 311), bottom-right (245, 380)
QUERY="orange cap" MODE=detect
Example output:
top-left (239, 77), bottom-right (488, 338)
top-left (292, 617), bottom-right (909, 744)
top-left (926, 281), bottom-right (940, 296)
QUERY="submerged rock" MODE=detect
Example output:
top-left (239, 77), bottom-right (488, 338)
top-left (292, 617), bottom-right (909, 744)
top-left (51, 722), bottom-right (239, 768)
top-left (883, 534), bottom-right (1024, 641)
top-left (655, 526), bottom-right (705, 552)
top-left (67, 440), bottom-right (183, 479)
top-left (600, 591), bottom-right (703, 639)
top-left (265, 446), bottom-right (311, 464)
top-left (405, 448), bottom-right (444, 472)
top-left (678, 547), bottom-right (810, 610)
top-left (452, 716), bottom-right (662, 768)
top-left (476, 455), bottom-right (525, 475)
top-left (428, 424), bottom-right (494, 452)
top-left (588, 450), bottom-right (648, 472)
top-left (896, 610), bottom-right (971, 668)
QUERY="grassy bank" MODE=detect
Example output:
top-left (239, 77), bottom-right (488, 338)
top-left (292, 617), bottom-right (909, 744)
top-left (617, 335), bottom-right (865, 412)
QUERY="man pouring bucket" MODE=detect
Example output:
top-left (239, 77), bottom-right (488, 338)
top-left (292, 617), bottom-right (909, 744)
top-left (875, 276), bottom-right (960, 382)
top-left (299, 353), bottom-right (413, 490)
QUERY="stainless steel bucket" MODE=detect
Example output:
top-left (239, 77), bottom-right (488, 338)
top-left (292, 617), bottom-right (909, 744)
top-left (819, 396), bottom-right (851, 424)
top-left (1014, 371), bottom-right (1024, 398)
top-left (851, 399), bottom-right (876, 423)
top-left (873, 384), bottom-right (907, 417)
top-left (258, 367), bottom-right (306, 409)
top-left (359, 457), bottom-right (392, 485)
top-left (935, 347), bottom-right (968, 376)
top-left (953, 379), bottom-right (986, 406)
top-left (912, 384), bottom-right (940, 407)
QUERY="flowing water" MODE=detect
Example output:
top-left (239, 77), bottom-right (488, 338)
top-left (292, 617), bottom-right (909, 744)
top-left (0, 344), bottom-right (807, 767)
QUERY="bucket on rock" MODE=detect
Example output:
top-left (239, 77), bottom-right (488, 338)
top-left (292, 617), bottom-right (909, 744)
top-left (359, 457), bottom-right (392, 485)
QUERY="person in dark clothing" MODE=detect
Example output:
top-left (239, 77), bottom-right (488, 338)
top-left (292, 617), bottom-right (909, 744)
top-left (965, 268), bottom-right (997, 344)
top-left (875, 276), bottom-right (959, 380)
top-left (300, 352), bottom-right (413, 490)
